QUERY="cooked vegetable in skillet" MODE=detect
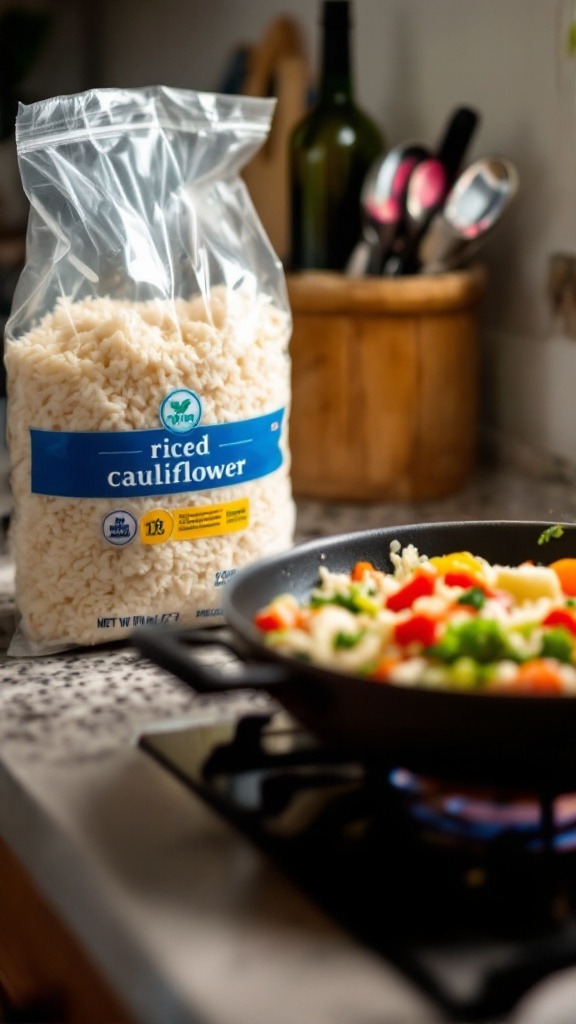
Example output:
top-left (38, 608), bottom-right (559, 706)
top-left (255, 540), bottom-right (576, 695)
top-left (133, 523), bottom-right (576, 786)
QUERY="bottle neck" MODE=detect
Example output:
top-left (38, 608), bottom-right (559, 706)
top-left (319, 1), bottom-right (353, 104)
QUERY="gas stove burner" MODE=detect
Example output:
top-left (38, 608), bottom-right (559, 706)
top-left (140, 710), bottom-right (576, 1023)
top-left (389, 768), bottom-right (576, 854)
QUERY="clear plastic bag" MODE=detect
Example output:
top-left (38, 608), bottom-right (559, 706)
top-left (5, 86), bottom-right (295, 654)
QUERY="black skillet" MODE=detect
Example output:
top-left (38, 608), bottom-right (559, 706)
top-left (132, 520), bottom-right (576, 791)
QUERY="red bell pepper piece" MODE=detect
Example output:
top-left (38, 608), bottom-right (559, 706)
top-left (445, 570), bottom-right (480, 589)
top-left (254, 610), bottom-right (287, 632)
top-left (394, 613), bottom-right (437, 648)
top-left (386, 571), bottom-right (436, 612)
top-left (444, 571), bottom-right (493, 596)
top-left (254, 602), bottom-right (298, 632)
top-left (542, 608), bottom-right (576, 637)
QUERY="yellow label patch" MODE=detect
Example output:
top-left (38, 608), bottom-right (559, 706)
top-left (140, 508), bottom-right (174, 544)
top-left (140, 498), bottom-right (249, 544)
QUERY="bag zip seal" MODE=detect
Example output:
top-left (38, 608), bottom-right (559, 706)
top-left (17, 116), bottom-right (270, 154)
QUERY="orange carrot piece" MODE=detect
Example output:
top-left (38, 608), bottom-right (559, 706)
top-left (507, 659), bottom-right (565, 695)
top-left (369, 657), bottom-right (401, 682)
top-left (351, 560), bottom-right (375, 582)
top-left (549, 558), bottom-right (576, 596)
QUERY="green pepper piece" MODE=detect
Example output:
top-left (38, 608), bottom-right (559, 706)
top-left (456, 587), bottom-right (486, 610)
top-left (333, 630), bottom-right (364, 650)
top-left (310, 586), bottom-right (380, 616)
top-left (539, 627), bottom-right (574, 664)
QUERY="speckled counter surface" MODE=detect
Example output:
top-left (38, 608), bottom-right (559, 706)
top-left (1, 465), bottom-right (576, 1024)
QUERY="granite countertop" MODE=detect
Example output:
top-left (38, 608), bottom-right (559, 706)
top-left (2, 465), bottom-right (576, 1024)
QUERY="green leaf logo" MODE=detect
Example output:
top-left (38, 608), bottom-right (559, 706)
top-left (160, 388), bottom-right (203, 434)
top-left (170, 399), bottom-right (192, 415)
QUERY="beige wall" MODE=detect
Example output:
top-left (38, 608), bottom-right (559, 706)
top-left (13, 0), bottom-right (576, 468)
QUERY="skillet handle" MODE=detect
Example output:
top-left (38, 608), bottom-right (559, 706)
top-left (131, 625), bottom-right (290, 693)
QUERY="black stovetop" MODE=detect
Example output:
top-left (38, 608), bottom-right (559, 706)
top-left (139, 709), bottom-right (576, 1022)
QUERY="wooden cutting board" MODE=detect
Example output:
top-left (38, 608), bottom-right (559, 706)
top-left (242, 17), bottom-right (310, 262)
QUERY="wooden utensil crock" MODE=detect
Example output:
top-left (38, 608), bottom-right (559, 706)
top-left (287, 266), bottom-right (487, 502)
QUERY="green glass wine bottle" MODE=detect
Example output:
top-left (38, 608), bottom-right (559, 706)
top-left (289, 0), bottom-right (385, 271)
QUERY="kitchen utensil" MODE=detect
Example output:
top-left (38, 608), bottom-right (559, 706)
top-left (434, 105), bottom-right (480, 188)
top-left (345, 142), bottom-right (429, 277)
top-left (133, 520), bottom-right (576, 791)
top-left (418, 156), bottom-right (519, 273)
top-left (383, 106), bottom-right (480, 276)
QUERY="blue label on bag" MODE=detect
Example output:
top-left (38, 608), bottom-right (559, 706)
top-left (30, 408), bottom-right (285, 499)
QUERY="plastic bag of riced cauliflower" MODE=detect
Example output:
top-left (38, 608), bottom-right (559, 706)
top-left (4, 86), bottom-right (295, 654)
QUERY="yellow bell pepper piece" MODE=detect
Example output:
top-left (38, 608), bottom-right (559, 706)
top-left (429, 551), bottom-right (486, 578)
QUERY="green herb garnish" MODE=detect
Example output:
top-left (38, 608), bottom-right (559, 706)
top-left (538, 525), bottom-right (565, 545)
